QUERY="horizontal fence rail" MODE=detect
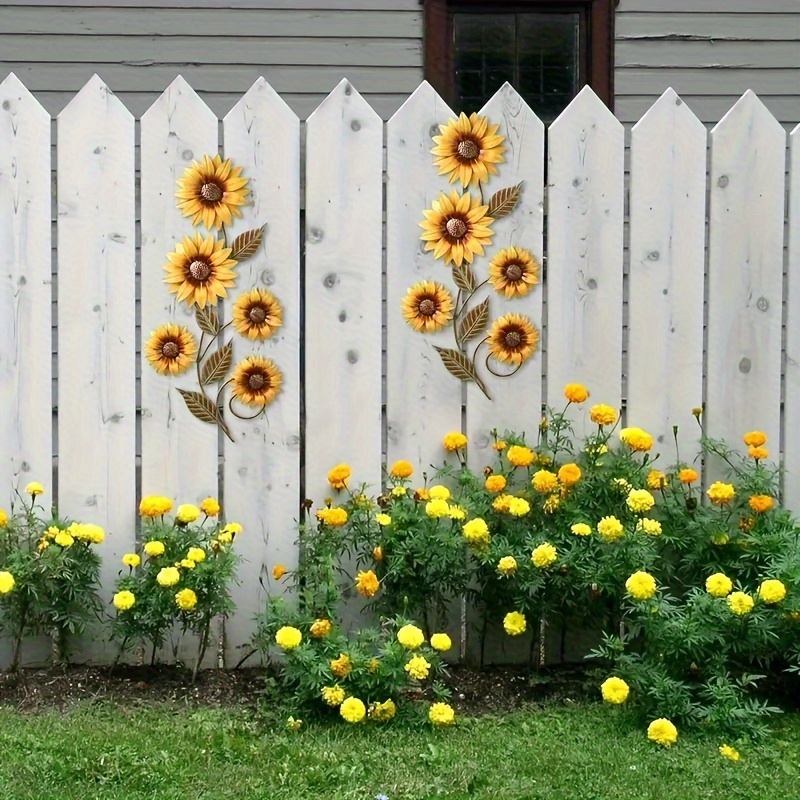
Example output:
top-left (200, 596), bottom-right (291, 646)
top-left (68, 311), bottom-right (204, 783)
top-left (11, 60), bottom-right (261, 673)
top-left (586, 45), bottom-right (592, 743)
top-left (1, 74), bottom-right (799, 666)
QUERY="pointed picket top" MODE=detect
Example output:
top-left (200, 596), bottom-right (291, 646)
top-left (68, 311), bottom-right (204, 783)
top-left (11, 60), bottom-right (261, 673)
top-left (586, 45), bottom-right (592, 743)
top-left (141, 73), bottom-right (216, 128)
top-left (711, 89), bottom-right (785, 139)
top-left (58, 74), bottom-right (133, 123)
top-left (224, 76), bottom-right (298, 128)
top-left (0, 72), bottom-right (48, 126)
top-left (307, 78), bottom-right (381, 126)
top-left (387, 79), bottom-right (454, 140)
top-left (632, 87), bottom-right (705, 138)
top-left (549, 84), bottom-right (622, 135)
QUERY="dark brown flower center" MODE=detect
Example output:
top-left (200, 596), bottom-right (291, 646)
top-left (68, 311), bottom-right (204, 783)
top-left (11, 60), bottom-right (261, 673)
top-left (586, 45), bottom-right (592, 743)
top-left (505, 263), bottom-right (524, 282)
top-left (189, 260), bottom-right (211, 282)
top-left (504, 330), bottom-right (523, 349)
top-left (248, 372), bottom-right (267, 391)
top-left (248, 306), bottom-right (267, 325)
top-left (446, 218), bottom-right (468, 239)
top-left (457, 139), bottom-right (480, 161)
top-left (200, 182), bottom-right (223, 203)
top-left (161, 341), bottom-right (180, 359)
top-left (418, 298), bottom-right (437, 317)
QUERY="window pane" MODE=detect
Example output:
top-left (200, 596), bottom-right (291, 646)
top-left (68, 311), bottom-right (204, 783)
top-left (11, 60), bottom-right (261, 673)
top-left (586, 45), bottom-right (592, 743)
top-left (453, 10), bottom-right (581, 122)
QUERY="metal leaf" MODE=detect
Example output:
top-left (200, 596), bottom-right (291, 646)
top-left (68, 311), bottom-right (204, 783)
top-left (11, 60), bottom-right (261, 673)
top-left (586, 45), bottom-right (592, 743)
top-left (434, 346), bottom-right (491, 400)
top-left (200, 341), bottom-right (233, 385)
top-left (487, 183), bottom-right (522, 220)
top-left (195, 306), bottom-right (219, 336)
top-left (458, 298), bottom-right (489, 342)
top-left (452, 263), bottom-right (476, 293)
top-left (230, 225), bottom-right (265, 261)
top-left (177, 389), bottom-right (233, 440)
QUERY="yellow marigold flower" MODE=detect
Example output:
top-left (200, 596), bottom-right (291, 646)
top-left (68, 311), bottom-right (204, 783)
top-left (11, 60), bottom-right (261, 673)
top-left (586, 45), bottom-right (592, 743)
top-left (430, 633), bottom-right (452, 652)
top-left (368, 698), bottom-right (397, 723)
top-left (448, 505), bottom-right (467, 520)
top-left (390, 460), bottom-right (414, 479)
top-left (316, 507), bottom-right (348, 527)
top-left (429, 485), bottom-right (451, 501)
top-left (707, 482), bottom-right (735, 505)
top-left (0, 509), bottom-right (7, 527)
top-left (678, 468), bottom-right (699, 484)
top-left (37, 539), bottom-right (49, 552)
top-left (601, 677), bottom-right (629, 705)
top-left (543, 494), bottom-right (560, 514)
top-left (497, 556), bottom-right (517, 576)
top-left (321, 685), bottom-right (345, 706)
top-left (275, 626), bottom-right (302, 650)
top-left (647, 718), bottom-right (678, 747)
top-left (488, 246), bottom-right (539, 299)
top-left (397, 624), bottom-right (425, 650)
top-left (175, 588), bottom-right (197, 611)
top-left (391, 486), bottom-right (408, 498)
top-left (180, 558), bottom-right (196, 570)
top-left (144, 540), bottom-right (165, 557)
top-left (493, 440), bottom-right (508, 451)
top-left (54, 531), bottom-right (74, 548)
top-left (44, 526), bottom-right (60, 540)
top-left (531, 543), bottom-right (557, 569)
top-left (25, 482), bottom-right (44, 496)
top-left (222, 522), bottom-right (242, 538)
top-left (620, 427), bottom-right (654, 452)
top-left (508, 445), bottom-right (536, 468)
top-left (200, 497), bottom-right (220, 517)
top-left (626, 571), bottom-right (657, 601)
top-left (0, 572), bottom-right (14, 594)
top-left (612, 478), bottom-right (633, 494)
top-left (727, 591), bottom-right (754, 615)
top-left (139, 496), bottom-right (173, 517)
top-left (327, 463), bottom-right (351, 490)
top-left (164, 232), bottom-right (238, 309)
top-left (597, 516), bottom-right (624, 542)
top-left (340, 697), bottom-right (366, 723)
top-left (404, 655), bottom-right (431, 680)
top-left (758, 579), bottom-right (786, 604)
top-left (232, 287), bottom-right (283, 341)
top-left (571, 523), bottom-right (592, 537)
top-left (743, 431), bottom-right (767, 448)
top-left (504, 611), bottom-right (527, 636)
top-left (176, 153), bottom-right (249, 231)
top-left (462, 518), bottom-right (490, 546)
top-left (80, 524), bottom-right (105, 544)
top-left (431, 112), bottom-right (505, 188)
top-left (508, 497), bottom-right (530, 517)
top-left (419, 190), bottom-right (495, 267)
top-left (485, 474), bottom-right (507, 493)
top-left (749, 495), bottom-right (774, 513)
top-left (590, 404), bottom-right (617, 426)
top-left (310, 619), bottom-right (332, 638)
top-left (627, 489), bottom-right (655, 514)
top-left (156, 567), bottom-right (180, 587)
top-left (748, 446), bottom-right (769, 460)
top-left (558, 463), bottom-right (582, 487)
top-left (187, 547), bottom-right (206, 563)
top-left (414, 488), bottom-right (430, 501)
top-left (373, 546), bottom-right (383, 561)
top-left (492, 494), bottom-right (513, 513)
top-left (331, 653), bottom-right (352, 678)
top-left (376, 513), bottom-right (392, 526)
top-left (286, 716), bottom-right (303, 731)
top-left (719, 744), bottom-right (740, 762)
top-left (272, 564), bottom-right (287, 580)
top-left (369, 658), bottom-right (381, 673)
top-left (356, 570), bottom-right (380, 598)
top-left (636, 518), bottom-right (662, 536)
top-left (425, 499), bottom-right (450, 518)
top-left (532, 469), bottom-right (558, 494)
top-left (564, 383), bottom-right (589, 404)
top-left (122, 553), bottom-right (141, 568)
top-left (443, 431), bottom-right (468, 451)
top-left (705, 573), bottom-right (733, 597)
top-left (646, 470), bottom-right (667, 490)
top-left (145, 323), bottom-right (196, 376)
top-left (112, 590), bottom-right (136, 611)
top-left (429, 702), bottom-right (456, 726)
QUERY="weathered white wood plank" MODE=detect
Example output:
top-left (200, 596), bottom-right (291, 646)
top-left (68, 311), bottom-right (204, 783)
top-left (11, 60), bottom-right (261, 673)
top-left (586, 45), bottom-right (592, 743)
top-left (57, 76), bottom-right (136, 660)
top-left (546, 86), bottom-right (624, 423)
top-left (305, 80), bottom-right (383, 501)
top-left (222, 78), bottom-right (300, 664)
top-left (140, 77), bottom-right (218, 503)
top-left (466, 84), bottom-right (544, 462)
top-left (0, 73), bottom-right (51, 503)
top-left (627, 89), bottom-right (706, 457)
top-left (616, 95), bottom-right (799, 126)
top-left (386, 82), bottom-right (463, 473)
top-left (783, 122), bottom-right (800, 512)
top-left (706, 91), bottom-right (786, 456)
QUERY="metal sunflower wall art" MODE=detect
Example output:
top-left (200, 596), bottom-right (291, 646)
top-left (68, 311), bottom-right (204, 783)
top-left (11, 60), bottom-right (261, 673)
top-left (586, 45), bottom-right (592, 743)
top-left (144, 154), bottom-right (284, 441)
top-left (403, 112), bottom-right (541, 400)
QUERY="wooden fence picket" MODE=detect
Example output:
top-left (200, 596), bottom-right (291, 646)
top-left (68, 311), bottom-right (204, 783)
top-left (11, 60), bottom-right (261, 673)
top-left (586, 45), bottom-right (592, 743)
top-left (0, 74), bottom-right (51, 507)
top-left (222, 78), bottom-right (301, 665)
top-left (57, 76), bottom-right (136, 660)
top-left (545, 87), bottom-right (625, 426)
top-left (627, 89), bottom-right (707, 462)
top-left (706, 91), bottom-right (785, 456)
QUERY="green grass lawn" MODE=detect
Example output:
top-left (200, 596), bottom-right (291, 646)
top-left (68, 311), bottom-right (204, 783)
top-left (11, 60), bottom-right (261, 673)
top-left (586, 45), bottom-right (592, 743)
top-left (0, 701), bottom-right (798, 800)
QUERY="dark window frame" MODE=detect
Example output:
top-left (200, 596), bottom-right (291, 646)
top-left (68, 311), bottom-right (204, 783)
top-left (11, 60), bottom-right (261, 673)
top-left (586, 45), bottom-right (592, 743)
top-left (423, 0), bottom-right (617, 112)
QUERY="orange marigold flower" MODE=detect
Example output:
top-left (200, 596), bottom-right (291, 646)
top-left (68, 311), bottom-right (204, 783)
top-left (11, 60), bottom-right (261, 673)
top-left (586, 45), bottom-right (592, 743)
top-left (558, 463), bottom-right (582, 487)
top-left (748, 495), bottom-right (774, 513)
top-left (356, 570), bottom-right (380, 597)
top-left (748, 446), bottom-right (769, 461)
top-left (564, 383), bottom-right (589, 404)
top-left (743, 431), bottom-right (767, 448)
top-left (678, 468), bottom-right (699, 484)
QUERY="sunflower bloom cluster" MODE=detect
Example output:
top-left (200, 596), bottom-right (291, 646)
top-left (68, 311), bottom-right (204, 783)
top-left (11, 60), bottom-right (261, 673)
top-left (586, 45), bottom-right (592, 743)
top-left (431, 112), bottom-right (505, 187)
top-left (420, 190), bottom-right (494, 267)
top-left (176, 153), bottom-right (249, 230)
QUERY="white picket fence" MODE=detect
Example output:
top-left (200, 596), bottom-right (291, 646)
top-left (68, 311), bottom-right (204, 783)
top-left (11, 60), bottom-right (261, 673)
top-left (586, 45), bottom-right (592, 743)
top-left (1, 73), bottom-right (798, 666)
